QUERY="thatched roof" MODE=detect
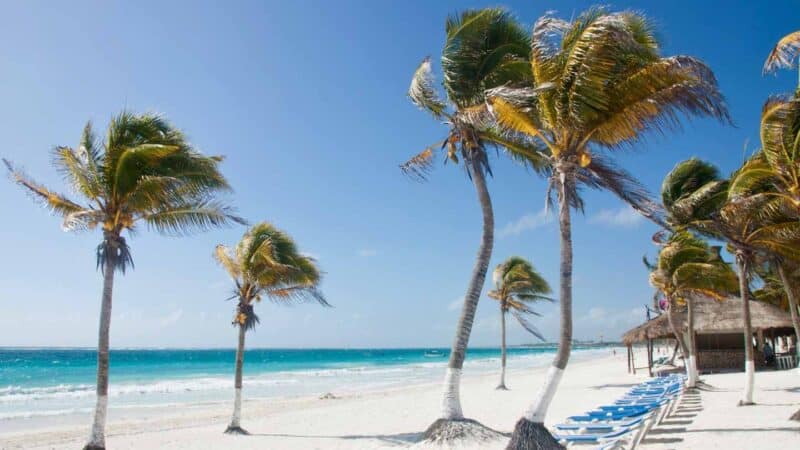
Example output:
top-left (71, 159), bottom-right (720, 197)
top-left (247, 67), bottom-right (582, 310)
top-left (622, 295), bottom-right (795, 345)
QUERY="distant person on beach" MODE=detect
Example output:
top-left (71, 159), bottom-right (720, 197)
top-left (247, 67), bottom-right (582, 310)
top-left (763, 342), bottom-right (775, 367)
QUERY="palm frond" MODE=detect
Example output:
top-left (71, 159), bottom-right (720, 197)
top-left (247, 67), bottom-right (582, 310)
top-left (399, 145), bottom-right (438, 181)
top-left (578, 155), bottom-right (665, 226)
top-left (214, 244), bottom-right (241, 280)
top-left (4, 158), bottom-right (88, 219)
top-left (409, 57), bottom-right (448, 119)
top-left (511, 310), bottom-right (546, 341)
top-left (764, 30), bottom-right (800, 73)
top-left (141, 200), bottom-right (246, 236)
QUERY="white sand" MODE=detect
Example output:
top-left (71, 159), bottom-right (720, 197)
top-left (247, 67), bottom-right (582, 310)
top-left (2, 351), bottom-right (798, 449)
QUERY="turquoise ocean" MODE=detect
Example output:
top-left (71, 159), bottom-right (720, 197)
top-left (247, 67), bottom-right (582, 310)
top-left (0, 346), bottom-right (612, 420)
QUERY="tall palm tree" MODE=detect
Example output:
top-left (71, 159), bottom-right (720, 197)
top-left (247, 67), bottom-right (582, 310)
top-left (764, 30), bottom-right (800, 90)
top-left (403, 8), bottom-right (548, 440)
top-left (215, 222), bottom-right (327, 434)
top-left (486, 8), bottom-right (729, 447)
top-left (488, 257), bottom-right (552, 390)
top-left (4, 112), bottom-right (243, 450)
top-left (648, 231), bottom-right (739, 387)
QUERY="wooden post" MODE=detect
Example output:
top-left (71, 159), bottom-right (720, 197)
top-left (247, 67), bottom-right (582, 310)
top-left (627, 345), bottom-right (631, 373)
top-left (647, 339), bottom-right (653, 377)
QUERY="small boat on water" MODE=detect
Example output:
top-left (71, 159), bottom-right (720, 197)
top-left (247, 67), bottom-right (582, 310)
top-left (424, 350), bottom-right (445, 358)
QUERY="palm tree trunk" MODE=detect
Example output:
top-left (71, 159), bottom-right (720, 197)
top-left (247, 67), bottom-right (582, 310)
top-left (84, 241), bottom-right (116, 450)
top-left (497, 307), bottom-right (508, 390)
top-left (507, 169), bottom-right (572, 449)
top-left (225, 325), bottom-right (248, 433)
top-left (666, 297), bottom-right (689, 363)
top-left (437, 159), bottom-right (494, 421)
top-left (736, 254), bottom-right (755, 406)
top-left (776, 262), bottom-right (800, 362)
top-left (686, 297), bottom-right (698, 388)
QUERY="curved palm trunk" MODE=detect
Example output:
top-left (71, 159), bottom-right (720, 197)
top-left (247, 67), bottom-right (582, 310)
top-left (776, 263), bottom-right (800, 363)
top-left (436, 159), bottom-right (494, 422)
top-left (84, 243), bottom-right (116, 450)
top-left (225, 325), bottom-right (248, 434)
top-left (507, 170), bottom-right (572, 449)
top-left (497, 306), bottom-right (508, 390)
top-left (666, 296), bottom-right (689, 364)
top-left (686, 297), bottom-right (698, 388)
top-left (736, 255), bottom-right (755, 406)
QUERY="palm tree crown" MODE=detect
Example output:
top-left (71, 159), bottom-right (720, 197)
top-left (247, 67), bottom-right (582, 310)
top-left (489, 256), bottom-right (553, 340)
top-left (649, 231), bottom-right (738, 305)
top-left (215, 222), bottom-right (328, 330)
top-left (4, 112), bottom-right (244, 268)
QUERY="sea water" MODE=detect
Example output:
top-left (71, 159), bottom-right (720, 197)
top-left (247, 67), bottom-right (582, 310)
top-left (0, 346), bottom-right (612, 420)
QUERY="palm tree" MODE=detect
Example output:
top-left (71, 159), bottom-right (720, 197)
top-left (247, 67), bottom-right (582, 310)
top-left (764, 30), bottom-right (800, 89)
top-left (729, 96), bottom-right (800, 348)
top-left (403, 8), bottom-right (548, 441)
top-left (486, 8), bottom-right (729, 447)
top-left (648, 231), bottom-right (738, 388)
top-left (488, 257), bottom-right (552, 390)
top-left (214, 222), bottom-right (327, 434)
top-left (669, 158), bottom-right (800, 405)
top-left (3, 112), bottom-right (243, 450)
top-left (657, 158), bottom-right (732, 379)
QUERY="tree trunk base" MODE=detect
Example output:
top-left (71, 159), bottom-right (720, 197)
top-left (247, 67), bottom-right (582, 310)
top-left (737, 400), bottom-right (755, 407)
top-left (789, 409), bottom-right (800, 421)
top-left (224, 425), bottom-right (250, 435)
top-left (421, 418), bottom-right (504, 445)
top-left (82, 445), bottom-right (105, 450)
top-left (496, 384), bottom-right (509, 390)
top-left (506, 418), bottom-right (565, 450)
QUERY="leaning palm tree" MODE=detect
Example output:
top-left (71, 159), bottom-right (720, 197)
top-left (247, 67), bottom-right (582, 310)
top-left (729, 96), bottom-right (800, 348)
top-left (403, 8), bottom-right (548, 442)
top-left (648, 231), bottom-right (738, 388)
top-left (488, 257), bottom-right (552, 390)
top-left (764, 30), bottom-right (800, 89)
top-left (673, 158), bottom-right (800, 405)
top-left (4, 112), bottom-right (243, 450)
top-left (486, 8), bottom-right (729, 447)
top-left (215, 222), bottom-right (327, 434)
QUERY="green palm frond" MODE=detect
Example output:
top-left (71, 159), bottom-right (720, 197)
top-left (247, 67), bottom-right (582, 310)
top-left (221, 222), bottom-right (328, 331)
top-left (142, 199), bottom-right (245, 236)
top-left (442, 8), bottom-right (531, 108)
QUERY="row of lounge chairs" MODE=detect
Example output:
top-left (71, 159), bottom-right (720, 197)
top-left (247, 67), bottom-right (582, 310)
top-left (551, 374), bottom-right (686, 449)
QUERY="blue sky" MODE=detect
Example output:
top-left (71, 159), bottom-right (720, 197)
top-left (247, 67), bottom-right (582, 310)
top-left (0, 1), bottom-right (797, 348)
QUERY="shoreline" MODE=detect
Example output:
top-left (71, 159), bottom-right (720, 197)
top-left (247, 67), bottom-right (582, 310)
top-left (4, 350), bottom-right (796, 449)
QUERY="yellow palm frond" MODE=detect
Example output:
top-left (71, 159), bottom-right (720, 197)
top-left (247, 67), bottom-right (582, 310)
top-left (764, 30), bottom-right (800, 74)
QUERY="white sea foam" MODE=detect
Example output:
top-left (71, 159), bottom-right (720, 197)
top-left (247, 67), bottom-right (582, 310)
top-left (0, 348), bottom-right (614, 420)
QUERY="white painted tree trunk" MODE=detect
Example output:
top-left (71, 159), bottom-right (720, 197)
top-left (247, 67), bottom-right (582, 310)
top-left (523, 366), bottom-right (564, 422)
top-left (737, 254), bottom-right (755, 405)
top-left (742, 360), bottom-right (755, 404)
top-left (230, 388), bottom-right (242, 428)
top-left (440, 368), bottom-right (463, 419)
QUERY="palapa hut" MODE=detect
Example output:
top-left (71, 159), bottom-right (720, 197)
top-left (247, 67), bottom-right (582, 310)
top-left (622, 295), bottom-right (796, 374)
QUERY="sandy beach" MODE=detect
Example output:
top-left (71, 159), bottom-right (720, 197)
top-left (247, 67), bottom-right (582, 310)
top-left (2, 350), bottom-right (797, 449)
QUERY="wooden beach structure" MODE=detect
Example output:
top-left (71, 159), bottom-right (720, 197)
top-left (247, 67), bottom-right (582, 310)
top-left (622, 295), bottom-right (797, 375)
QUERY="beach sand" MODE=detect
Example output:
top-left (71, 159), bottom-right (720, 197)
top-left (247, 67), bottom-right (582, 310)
top-left (2, 350), bottom-right (798, 449)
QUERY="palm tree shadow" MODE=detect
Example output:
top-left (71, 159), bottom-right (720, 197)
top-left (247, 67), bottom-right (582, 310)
top-left (590, 383), bottom-right (638, 390)
top-left (247, 431), bottom-right (424, 445)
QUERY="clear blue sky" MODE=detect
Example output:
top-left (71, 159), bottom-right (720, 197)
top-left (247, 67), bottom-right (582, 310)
top-left (0, 1), bottom-right (797, 348)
